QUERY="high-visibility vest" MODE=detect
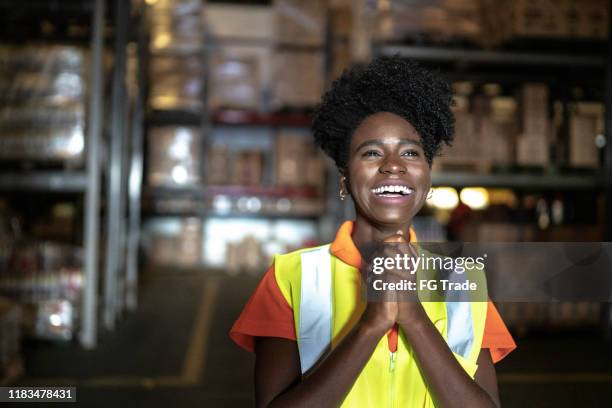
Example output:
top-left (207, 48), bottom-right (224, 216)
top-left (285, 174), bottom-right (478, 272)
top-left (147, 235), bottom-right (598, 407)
top-left (274, 244), bottom-right (488, 407)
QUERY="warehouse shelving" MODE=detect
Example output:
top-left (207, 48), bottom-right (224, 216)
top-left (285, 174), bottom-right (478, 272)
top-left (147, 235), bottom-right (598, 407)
top-left (376, 44), bottom-right (606, 68)
top-left (431, 171), bottom-right (606, 190)
top-left (0, 0), bottom-right (145, 348)
top-left (0, 172), bottom-right (88, 193)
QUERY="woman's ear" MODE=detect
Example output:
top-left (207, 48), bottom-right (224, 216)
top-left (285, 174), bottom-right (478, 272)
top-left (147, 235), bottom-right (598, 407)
top-left (337, 168), bottom-right (350, 200)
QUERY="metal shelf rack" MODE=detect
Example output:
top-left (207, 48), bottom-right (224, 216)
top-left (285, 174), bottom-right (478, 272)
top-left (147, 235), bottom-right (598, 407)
top-left (0, 0), bottom-right (145, 348)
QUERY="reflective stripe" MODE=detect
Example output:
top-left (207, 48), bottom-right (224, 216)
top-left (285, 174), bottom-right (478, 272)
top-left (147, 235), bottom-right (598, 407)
top-left (299, 245), bottom-right (332, 374)
top-left (445, 301), bottom-right (474, 359)
top-left (441, 260), bottom-right (475, 359)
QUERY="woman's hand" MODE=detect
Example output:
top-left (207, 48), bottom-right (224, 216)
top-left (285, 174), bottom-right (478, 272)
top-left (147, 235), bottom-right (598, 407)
top-left (382, 232), bottom-right (429, 329)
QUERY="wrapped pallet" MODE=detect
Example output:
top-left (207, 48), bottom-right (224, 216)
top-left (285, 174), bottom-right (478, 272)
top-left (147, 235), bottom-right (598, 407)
top-left (147, 126), bottom-right (202, 187)
top-left (0, 45), bottom-right (86, 163)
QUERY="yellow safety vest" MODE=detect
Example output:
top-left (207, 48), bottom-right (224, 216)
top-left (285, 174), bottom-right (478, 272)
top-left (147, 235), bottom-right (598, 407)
top-left (274, 244), bottom-right (488, 407)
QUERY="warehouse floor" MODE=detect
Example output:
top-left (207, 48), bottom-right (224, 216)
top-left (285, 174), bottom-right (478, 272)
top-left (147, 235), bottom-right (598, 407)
top-left (14, 269), bottom-right (612, 408)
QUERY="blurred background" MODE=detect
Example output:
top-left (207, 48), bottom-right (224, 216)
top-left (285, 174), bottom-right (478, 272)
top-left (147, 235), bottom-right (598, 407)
top-left (0, 0), bottom-right (611, 406)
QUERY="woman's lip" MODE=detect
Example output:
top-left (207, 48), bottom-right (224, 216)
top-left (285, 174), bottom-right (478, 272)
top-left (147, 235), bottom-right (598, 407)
top-left (371, 192), bottom-right (413, 204)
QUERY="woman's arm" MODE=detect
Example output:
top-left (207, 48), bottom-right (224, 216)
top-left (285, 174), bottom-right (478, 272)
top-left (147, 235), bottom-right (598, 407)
top-left (254, 302), bottom-right (395, 408)
top-left (397, 305), bottom-right (501, 408)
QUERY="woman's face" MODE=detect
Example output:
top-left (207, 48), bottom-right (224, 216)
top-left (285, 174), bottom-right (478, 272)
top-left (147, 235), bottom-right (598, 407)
top-left (346, 111), bottom-right (431, 228)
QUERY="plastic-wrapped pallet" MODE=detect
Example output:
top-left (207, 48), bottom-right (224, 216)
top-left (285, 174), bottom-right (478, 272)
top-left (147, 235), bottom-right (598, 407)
top-left (371, 0), bottom-right (482, 43)
top-left (149, 53), bottom-right (204, 112)
top-left (147, 126), bottom-right (202, 187)
top-left (0, 45), bottom-right (86, 162)
top-left (148, 0), bottom-right (205, 111)
top-left (0, 242), bottom-right (83, 341)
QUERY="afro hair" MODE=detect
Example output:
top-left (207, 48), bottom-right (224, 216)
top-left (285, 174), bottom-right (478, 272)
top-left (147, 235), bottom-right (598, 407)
top-left (312, 56), bottom-right (455, 169)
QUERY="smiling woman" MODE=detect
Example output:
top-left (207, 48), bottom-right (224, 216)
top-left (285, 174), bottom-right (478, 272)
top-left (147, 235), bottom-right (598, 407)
top-left (230, 56), bottom-right (516, 408)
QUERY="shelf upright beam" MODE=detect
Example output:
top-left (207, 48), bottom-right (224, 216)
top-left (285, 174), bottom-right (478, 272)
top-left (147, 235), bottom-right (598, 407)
top-left (104, 0), bottom-right (129, 330)
top-left (126, 3), bottom-right (147, 311)
top-left (605, 0), bottom-right (612, 242)
top-left (81, 0), bottom-right (106, 349)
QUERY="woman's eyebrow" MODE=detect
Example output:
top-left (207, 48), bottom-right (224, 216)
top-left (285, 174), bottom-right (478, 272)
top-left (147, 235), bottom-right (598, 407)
top-left (353, 138), bottom-right (422, 152)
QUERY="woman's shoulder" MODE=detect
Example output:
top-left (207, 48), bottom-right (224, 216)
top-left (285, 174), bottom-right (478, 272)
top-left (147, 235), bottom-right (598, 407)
top-left (272, 243), bottom-right (333, 280)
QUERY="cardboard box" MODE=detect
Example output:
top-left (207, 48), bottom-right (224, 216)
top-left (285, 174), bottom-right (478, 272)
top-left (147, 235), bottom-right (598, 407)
top-left (207, 144), bottom-right (230, 185)
top-left (232, 151), bottom-right (264, 186)
top-left (274, 0), bottom-right (327, 46)
top-left (272, 51), bottom-right (324, 109)
top-left (481, 0), bottom-right (608, 46)
top-left (516, 133), bottom-right (549, 166)
top-left (569, 102), bottom-right (603, 168)
top-left (276, 131), bottom-right (308, 186)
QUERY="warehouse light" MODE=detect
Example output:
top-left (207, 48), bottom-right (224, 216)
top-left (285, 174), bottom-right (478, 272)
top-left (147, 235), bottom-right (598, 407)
top-left (171, 165), bottom-right (189, 184)
top-left (460, 188), bottom-right (490, 210)
top-left (429, 187), bottom-right (459, 210)
top-left (49, 314), bottom-right (63, 327)
top-left (145, 0), bottom-right (158, 5)
top-left (212, 195), bottom-right (232, 214)
top-left (153, 33), bottom-right (170, 49)
top-left (66, 129), bottom-right (84, 155)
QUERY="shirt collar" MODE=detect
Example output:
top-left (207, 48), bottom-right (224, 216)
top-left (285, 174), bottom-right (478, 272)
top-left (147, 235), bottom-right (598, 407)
top-left (330, 220), bottom-right (418, 268)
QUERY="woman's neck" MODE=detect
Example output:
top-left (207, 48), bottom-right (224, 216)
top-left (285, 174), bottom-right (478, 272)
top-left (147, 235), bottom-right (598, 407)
top-left (351, 214), bottom-right (412, 248)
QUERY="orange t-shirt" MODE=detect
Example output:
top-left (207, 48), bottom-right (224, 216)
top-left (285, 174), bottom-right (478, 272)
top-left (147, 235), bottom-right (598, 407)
top-left (230, 221), bottom-right (516, 364)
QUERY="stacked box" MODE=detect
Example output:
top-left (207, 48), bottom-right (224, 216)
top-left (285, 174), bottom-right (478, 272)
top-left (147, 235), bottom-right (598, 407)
top-left (272, 51), bottom-right (325, 109)
top-left (176, 218), bottom-right (202, 267)
top-left (372, 0), bottom-right (482, 42)
top-left (232, 151), bottom-right (264, 186)
top-left (481, 97), bottom-right (517, 165)
top-left (569, 102), bottom-right (603, 168)
top-left (207, 144), bottom-right (230, 185)
top-left (517, 84), bottom-right (550, 166)
top-left (0, 45), bottom-right (86, 162)
top-left (437, 95), bottom-right (480, 167)
top-left (204, 5), bottom-right (274, 111)
top-left (147, 127), bottom-right (202, 187)
top-left (148, 0), bottom-right (205, 111)
top-left (481, 0), bottom-right (609, 47)
top-left (148, 218), bottom-right (202, 267)
top-left (274, 0), bottom-right (327, 46)
top-left (276, 132), bottom-right (308, 186)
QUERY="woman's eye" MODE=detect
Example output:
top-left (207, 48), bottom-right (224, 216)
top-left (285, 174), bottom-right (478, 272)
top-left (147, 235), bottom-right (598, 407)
top-left (402, 150), bottom-right (419, 157)
top-left (363, 150), bottom-right (382, 157)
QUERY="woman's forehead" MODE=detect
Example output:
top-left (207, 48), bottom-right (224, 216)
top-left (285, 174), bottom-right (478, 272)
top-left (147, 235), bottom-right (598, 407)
top-left (351, 112), bottom-right (420, 146)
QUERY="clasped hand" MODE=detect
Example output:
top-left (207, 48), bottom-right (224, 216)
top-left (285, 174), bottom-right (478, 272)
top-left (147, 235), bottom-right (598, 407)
top-left (360, 231), bottom-right (427, 333)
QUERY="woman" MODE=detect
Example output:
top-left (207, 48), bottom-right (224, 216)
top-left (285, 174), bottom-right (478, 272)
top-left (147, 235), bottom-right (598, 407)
top-left (230, 57), bottom-right (516, 407)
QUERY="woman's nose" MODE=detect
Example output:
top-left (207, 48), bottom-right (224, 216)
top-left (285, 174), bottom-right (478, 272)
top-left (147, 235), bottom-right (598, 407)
top-left (379, 156), bottom-right (407, 174)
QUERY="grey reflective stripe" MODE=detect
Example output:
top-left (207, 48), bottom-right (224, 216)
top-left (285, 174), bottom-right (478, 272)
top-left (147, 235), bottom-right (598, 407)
top-left (442, 262), bottom-right (475, 359)
top-left (445, 301), bottom-right (474, 359)
top-left (299, 245), bottom-right (333, 374)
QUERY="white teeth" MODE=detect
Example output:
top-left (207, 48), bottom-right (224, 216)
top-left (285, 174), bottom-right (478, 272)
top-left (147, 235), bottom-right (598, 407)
top-left (371, 185), bottom-right (413, 195)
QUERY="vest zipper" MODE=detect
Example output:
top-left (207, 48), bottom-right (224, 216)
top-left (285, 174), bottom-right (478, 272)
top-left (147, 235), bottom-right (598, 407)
top-left (389, 351), bottom-right (397, 408)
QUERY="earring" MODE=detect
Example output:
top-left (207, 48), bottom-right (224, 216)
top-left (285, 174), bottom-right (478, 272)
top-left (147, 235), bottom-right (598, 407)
top-left (339, 176), bottom-right (348, 201)
top-left (427, 188), bottom-right (434, 200)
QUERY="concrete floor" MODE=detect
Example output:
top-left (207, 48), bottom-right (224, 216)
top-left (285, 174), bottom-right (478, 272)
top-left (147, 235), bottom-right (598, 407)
top-left (12, 269), bottom-right (612, 407)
